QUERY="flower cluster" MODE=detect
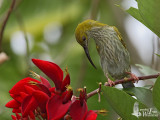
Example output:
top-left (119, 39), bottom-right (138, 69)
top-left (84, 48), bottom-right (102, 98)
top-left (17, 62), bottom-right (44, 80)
top-left (5, 59), bottom-right (97, 120)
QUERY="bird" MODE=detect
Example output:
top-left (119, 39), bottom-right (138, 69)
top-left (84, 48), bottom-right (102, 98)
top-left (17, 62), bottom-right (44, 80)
top-left (75, 19), bottom-right (137, 88)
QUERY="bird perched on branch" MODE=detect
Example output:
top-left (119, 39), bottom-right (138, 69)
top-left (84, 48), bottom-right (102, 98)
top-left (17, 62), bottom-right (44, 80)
top-left (75, 19), bottom-right (137, 88)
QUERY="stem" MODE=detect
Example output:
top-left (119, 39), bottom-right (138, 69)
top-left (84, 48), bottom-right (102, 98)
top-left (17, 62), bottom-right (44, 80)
top-left (98, 82), bottom-right (102, 102)
top-left (90, 0), bottom-right (100, 20)
top-left (87, 74), bottom-right (159, 99)
top-left (0, 0), bottom-right (16, 51)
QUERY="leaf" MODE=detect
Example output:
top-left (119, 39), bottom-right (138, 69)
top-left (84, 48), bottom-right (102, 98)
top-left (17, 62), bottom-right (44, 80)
top-left (138, 0), bottom-right (160, 38)
top-left (126, 7), bottom-right (152, 31)
top-left (153, 76), bottom-right (160, 111)
top-left (126, 0), bottom-right (160, 38)
top-left (102, 86), bottom-right (158, 120)
top-left (123, 87), bottom-right (153, 107)
top-left (0, 0), bottom-right (11, 16)
top-left (155, 54), bottom-right (160, 58)
top-left (126, 7), bottom-right (145, 26)
top-left (136, 64), bottom-right (158, 75)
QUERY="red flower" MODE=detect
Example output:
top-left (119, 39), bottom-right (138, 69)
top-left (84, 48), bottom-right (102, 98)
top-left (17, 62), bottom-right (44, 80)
top-left (32, 59), bottom-right (70, 93)
top-left (47, 91), bottom-right (72, 120)
top-left (6, 59), bottom-right (98, 120)
top-left (70, 89), bottom-right (97, 120)
top-left (6, 59), bottom-right (72, 120)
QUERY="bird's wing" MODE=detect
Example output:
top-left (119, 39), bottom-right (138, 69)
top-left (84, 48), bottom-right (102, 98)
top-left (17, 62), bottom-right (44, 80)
top-left (112, 26), bottom-right (126, 49)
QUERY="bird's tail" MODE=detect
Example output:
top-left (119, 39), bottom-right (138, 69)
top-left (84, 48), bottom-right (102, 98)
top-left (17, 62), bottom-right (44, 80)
top-left (122, 82), bottom-right (135, 88)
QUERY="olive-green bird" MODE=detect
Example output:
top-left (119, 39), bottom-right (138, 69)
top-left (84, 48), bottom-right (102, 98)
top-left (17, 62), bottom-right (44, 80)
top-left (75, 19), bottom-right (135, 88)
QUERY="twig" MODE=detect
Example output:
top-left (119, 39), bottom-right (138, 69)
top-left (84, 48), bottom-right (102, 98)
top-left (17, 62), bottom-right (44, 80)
top-left (87, 74), bottom-right (160, 99)
top-left (0, 0), bottom-right (16, 51)
top-left (90, 0), bottom-right (100, 20)
top-left (98, 82), bottom-right (102, 102)
top-left (149, 85), bottom-right (154, 90)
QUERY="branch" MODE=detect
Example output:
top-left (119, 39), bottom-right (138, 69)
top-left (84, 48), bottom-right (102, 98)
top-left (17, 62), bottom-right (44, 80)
top-left (87, 74), bottom-right (160, 99)
top-left (0, 0), bottom-right (16, 51)
top-left (90, 0), bottom-right (100, 20)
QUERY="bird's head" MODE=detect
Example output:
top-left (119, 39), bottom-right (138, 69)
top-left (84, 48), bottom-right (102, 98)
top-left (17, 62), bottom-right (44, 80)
top-left (75, 19), bottom-right (105, 69)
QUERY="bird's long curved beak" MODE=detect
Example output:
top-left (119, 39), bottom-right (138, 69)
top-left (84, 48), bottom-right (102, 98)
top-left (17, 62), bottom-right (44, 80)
top-left (83, 46), bottom-right (97, 69)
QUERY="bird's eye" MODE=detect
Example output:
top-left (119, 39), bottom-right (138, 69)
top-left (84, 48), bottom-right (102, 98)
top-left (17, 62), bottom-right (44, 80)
top-left (82, 36), bottom-right (86, 41)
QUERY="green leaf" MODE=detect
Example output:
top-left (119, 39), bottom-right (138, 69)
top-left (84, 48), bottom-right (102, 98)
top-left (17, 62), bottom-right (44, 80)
top-left (0, 0), bottom-right (11, 17)
top-left (123, 87), bottom-right (153, 107)
top-left (126, 7), bottom-right (146, 26)
top-left (102, 86), bottom-right (158, 120)
top-left (155, 54), bottom-right (160, 58)
top-left (136, 64), bottom-right (158, 75)
top-left (126, 0), bottom-right (160, 38)
top-left (138, 0), bottom-right (160, 38)
top-left (126, 7), bottom-right (154, 35)
top-left (153, 76), bottom-right (160, 111)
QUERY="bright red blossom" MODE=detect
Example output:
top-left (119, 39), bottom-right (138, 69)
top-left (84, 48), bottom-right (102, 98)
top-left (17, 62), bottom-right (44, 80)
top-left (32, 59), bottom-right (70, 93)
top-left (5, 59), bottom-right (97, 120)
top-left (70, 89), bottom-right (97, 120)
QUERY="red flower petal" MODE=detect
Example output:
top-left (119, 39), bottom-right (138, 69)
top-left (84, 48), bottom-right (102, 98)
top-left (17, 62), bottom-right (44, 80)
top-left (12, 108), bottom-right (21, 113)
top-left (10, 94), bottom-right (20, 103)
top-left (9, 77), bottom-right (40, 95)
top-left (49, 87), bottom-right (56, 93)
top-left (40, 76), bottom-right (51, 88)
top-left (22, 95), bottom-right (38, 117)
top-left (10, 92), bottom-right (28, 103)
top-left (20, 92), bottom-right (29, 101)
top-left (24, 85), bottom-right (36, 95)
top-left (49, 87), bottom-right (56, 97)
top-left (32, 90), bottom-right (49, 113)
top-left (5, 99), bottom-right (20, 108)
top-left (85, 110), bottom-right (97, 120)
top-left (36, 83), bottom-right (51, 97)
top-left (70, 100), bottom-right (88, 120)
top-left (15, 113), bottom-right (21, 119)
top-left (79, 89), bottom-right (87, 103)
top-left (61, 74), bottom-right (70, 92)
top-left (11, 115), bottom-right (16, 120)
top-left (29, 111), bottom-right (35, 120)
top-left (32, 59), bottom-right (63, 90)
top-left (47, 94), bottom-right (71, 120)
top-left (62, 90), bottom-right (73, 104)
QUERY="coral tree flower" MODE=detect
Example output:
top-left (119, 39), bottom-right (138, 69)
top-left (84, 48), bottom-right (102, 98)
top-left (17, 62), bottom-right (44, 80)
top-left (70, 89), bottom-right (97, 120)
top-left (6, 59), bottom-right (72, 120)
top-left (6, 59), bottom-right (98, 120)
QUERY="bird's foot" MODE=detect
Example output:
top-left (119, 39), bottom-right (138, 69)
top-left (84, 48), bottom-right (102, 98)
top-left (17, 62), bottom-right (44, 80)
top-left (126, 72), bottom-right (139, 83)
top-left (105, 74), bottom-right (115, 87)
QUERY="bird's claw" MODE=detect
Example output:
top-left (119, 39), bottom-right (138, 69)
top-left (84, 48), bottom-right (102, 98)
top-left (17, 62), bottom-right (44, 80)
top-left (108, 79), bottom-right (115, 87)
top-left (126, 72), bottom-right (139, 83)
top-left (105, 74), bottom-right (115, 87)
